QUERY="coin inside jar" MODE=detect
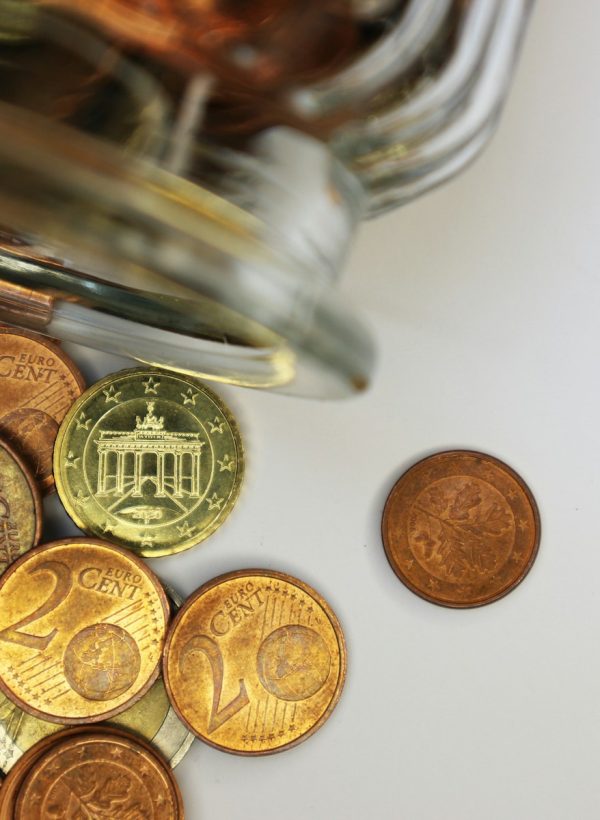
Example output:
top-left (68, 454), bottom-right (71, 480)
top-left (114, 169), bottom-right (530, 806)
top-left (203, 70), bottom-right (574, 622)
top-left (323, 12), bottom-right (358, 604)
top-left (0, 327), bottom-right (85, 493)
top-left (54, 367), bottom-right (244, 557)
top-left (0, 539), bottom-right (169, 724)
top-left (0, 436), bottom-right (42, 574)
top-left (11, 728), bottom-right (184, 819)
top-left (382, 450), bottom-right (541, 608)
top-left (163, 569), bottom-right (347, 755)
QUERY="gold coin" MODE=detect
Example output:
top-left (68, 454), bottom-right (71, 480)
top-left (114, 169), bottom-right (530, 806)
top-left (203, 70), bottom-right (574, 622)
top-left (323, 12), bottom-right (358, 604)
top-left (0, 436), bottom-right (42, 574)
top-left (0, 326), bottom-right (85, 494)
top-left (0, 591), bottom-right (193, 772)
top-left (0, 538), bottom-right (169, 724)
top-left (163, 569), bottom-right (347, 755)
top-left (54, 367), bottom-right (244, 557)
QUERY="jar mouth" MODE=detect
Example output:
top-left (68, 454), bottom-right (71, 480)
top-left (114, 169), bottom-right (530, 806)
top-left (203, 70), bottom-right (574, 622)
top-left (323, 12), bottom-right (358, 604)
top-left (0, 103), bottom-right (374, 398)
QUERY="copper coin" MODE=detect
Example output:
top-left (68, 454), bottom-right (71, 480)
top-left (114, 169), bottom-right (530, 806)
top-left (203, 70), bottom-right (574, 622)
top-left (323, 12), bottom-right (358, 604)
top-left (0, 726), bottom-right (183, 819)
top-left (382, 451), bottom-right (541, 608)
top-left (0, 539), bottom-right (169, 725)
top-left (0, 436), bottom-right (42, 573)
top-left (163, 569), bottom-right (346, 755)
top-left (0, 327), bottom-right (85, 493)
top-left (13, 728), bottom-right (184, 819)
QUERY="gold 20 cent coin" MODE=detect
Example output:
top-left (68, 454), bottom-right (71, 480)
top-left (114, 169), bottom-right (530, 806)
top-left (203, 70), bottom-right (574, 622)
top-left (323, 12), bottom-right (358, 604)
top-left (382, 450), bottom-right (541, 608)
top-left (164, 569), bottom-right (347, 755)
top-left (0, 436), bottom-right (42, 574)
top-left (0, 538), bottom-right (169, 724)
top-left (54, 368), bottom-right (244, 557)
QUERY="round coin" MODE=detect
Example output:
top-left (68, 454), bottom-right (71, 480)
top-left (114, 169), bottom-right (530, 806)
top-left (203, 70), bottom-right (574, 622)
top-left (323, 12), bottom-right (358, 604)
top-left (0, 538), bottom-right (169, 724)
top-left (163, 569), bottom-right (347, 755)
top-left (382, 450), bottom-right (541, 608)
top-left (0, 327), bottom-right (85, 493)
top-left (12, 728), bottom-right (184, 819)
top-left (0, 436), bottom-right (42, 573)
top-left (0, 587), bottom-right (192, 771)
top-left (0, 675), bottom-right (194, 773)
top-left (54, 367), bottom-right (244, 557)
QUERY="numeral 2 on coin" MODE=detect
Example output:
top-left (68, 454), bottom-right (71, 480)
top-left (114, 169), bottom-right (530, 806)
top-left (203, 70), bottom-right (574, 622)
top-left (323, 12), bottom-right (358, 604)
top-left (0, 561), bottom-right (72, 651)
top-left (180, 634), bottom-right (249, 733)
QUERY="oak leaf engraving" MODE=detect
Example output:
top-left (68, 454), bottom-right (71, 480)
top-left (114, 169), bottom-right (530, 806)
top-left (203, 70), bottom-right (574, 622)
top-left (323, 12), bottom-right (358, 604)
top-left (46, 768), bottom-right (147, 819)
top-left (412, 480), bottom-right (512, 580)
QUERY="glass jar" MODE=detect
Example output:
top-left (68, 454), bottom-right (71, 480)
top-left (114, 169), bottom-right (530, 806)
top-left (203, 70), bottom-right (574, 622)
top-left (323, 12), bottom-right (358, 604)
top-left (0, 0), bottom-right (533, 398)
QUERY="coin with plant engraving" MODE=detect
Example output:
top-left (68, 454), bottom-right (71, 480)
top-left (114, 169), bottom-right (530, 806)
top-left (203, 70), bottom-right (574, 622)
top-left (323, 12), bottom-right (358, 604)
top-left (382, 451), bottom-right (541, 607)
top-left (0, 327), bottom-right (85, 493)
top-left (163, 569), bottom-right (346, 755)
top-left (11, 728), bottom-right (184, 819)
top-left (54, 367), bottom-right (244, 557)
top-left (0, 590), bottom-right (193, 772)
top-left (0, 538), bottom-right (169, 724)
top-left (0, 436), bottom-right (42, 574)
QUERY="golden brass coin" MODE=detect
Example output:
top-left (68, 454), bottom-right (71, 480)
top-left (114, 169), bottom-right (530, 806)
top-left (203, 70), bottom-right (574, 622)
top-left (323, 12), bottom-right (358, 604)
top-left (382, 450), bottom-right (541, 608)
top-left (0, 538), bottom-right (169, 724)
top-left (13, 728), bottom-right (184, 819)
top-left (0, 327), bottom-right (85, 494)
top-left (0, 436), bottom-right (42, 573)
top-left (164, 569), bottom-right (347, 755)
top-left (54, 367), bottom-right (244, 557)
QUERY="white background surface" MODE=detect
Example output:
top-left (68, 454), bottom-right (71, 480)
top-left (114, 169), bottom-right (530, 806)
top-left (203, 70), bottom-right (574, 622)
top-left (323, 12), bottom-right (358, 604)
top-left (43, 4), bottom-right (600, 818)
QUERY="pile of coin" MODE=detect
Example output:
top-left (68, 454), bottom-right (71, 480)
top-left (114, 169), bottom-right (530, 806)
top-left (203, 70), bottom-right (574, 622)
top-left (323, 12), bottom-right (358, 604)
top-left (0, 324), bottom-right (348, 814)
top-left (0, 323), bottom-right (542, 814)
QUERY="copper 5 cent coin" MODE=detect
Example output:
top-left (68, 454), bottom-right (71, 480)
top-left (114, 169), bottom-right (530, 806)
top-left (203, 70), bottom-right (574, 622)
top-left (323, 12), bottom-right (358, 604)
top-left (382, 451), bottom-right (541, 608)
top-left (164, 569), bottom-right (347, 755)
top-left (0, 326), bottom-right (85, 493)
top-left (0, 436), bottom-right (42, 573)
top-left (0, 539), bottom-right (169, 724)
top-left (13, 728), bottom-right (184, 819)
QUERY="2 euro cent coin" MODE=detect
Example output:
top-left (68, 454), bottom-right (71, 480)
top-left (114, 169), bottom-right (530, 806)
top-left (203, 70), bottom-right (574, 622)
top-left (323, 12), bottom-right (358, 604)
top-left (163, 569), bottom-right (347, 755)
top-left (0, 539), bottom-right (169, 723)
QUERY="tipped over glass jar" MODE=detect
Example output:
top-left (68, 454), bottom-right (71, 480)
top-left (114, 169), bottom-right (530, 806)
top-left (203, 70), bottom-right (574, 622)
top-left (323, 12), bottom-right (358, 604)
top-left (0, 0), bottom-right (532, 398)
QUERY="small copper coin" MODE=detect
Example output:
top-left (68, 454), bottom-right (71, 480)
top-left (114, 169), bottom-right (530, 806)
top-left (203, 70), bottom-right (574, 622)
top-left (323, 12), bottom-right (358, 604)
top-left (382, 451), bottom-right (541, 608)
top-left (0, 327), bottom-right (85, 493)
top-left (13, 728), bottom-right (184, 819)
top-left (0, 436), bottom-right (42, 573)
top-left (163, 569), bottom-right (347, 755)
top-left (0, 539), bottom-right (169, 724)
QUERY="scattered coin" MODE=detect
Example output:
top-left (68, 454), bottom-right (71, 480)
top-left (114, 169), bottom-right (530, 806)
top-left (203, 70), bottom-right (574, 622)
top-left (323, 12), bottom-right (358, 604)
top-left (0, 327), bottom-right (85, 493)
top-left (0, 726), bottom-right (184, 820)
top-left (163, 569), bottom-right (347, 755)
top-left (54, 367), bottom-right (244, 557)
top-left (0, 538), bottom-right (169, 724)
top-left (0, 589), bottom-right (192, 772)
top-left (382, 450), bottom-right (541, 608)
top-left (0, 436), bottom-right (42, 574)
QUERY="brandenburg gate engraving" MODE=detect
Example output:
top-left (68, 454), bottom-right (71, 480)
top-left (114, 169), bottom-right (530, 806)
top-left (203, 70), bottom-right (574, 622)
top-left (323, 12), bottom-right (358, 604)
top-left (95, 402), bottom-right (204, 500)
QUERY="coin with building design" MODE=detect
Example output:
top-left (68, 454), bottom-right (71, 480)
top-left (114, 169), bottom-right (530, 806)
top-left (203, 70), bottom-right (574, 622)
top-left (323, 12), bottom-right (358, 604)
top-left (0, 327), bottom-right (85, 493)
top-left (163, 569), bottom-right (347, 755)
top-left (54, 368), bottom-right (244, 557)
top-left (0, 539), bottom-right (169, 724)
top-left (0, 436), bottom-right (42, 574)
